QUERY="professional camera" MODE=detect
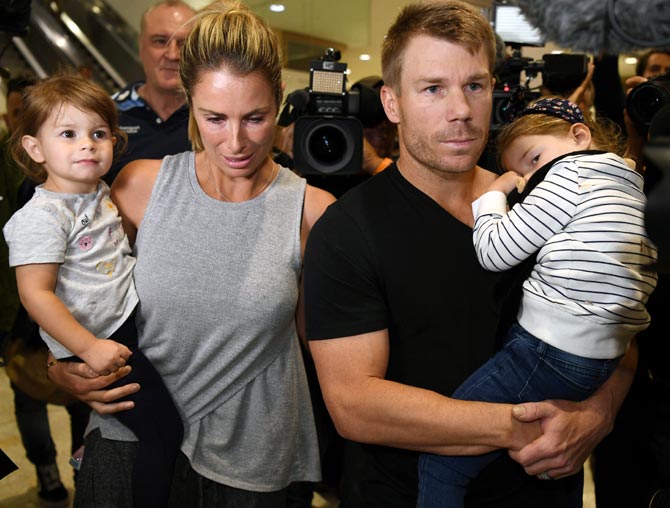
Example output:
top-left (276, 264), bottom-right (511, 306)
top-left (490, 2), bottom-right (589, 129)
top-left (492, 50), bottom-right (589, 129)
top-left (290, 48), bottom-right (364, 176)
top-left (626, 71), bottom-right (670, 129)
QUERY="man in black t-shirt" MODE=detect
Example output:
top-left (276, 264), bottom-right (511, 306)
top-left (303, 2), bottom-right (637, 507)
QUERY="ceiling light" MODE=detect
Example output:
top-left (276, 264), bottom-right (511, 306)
top-left (359, 54), bottom-right (371, 61)
top-left (624, 57), bottom-right (638, 65)
top-left (269, 4), bottom-right (285, 12)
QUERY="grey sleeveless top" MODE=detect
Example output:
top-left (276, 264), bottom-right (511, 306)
top-left (90, 151), bottom-right (320, 490)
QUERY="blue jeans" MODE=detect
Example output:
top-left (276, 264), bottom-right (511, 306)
top-left (418, 323), bottom-right (619, 508)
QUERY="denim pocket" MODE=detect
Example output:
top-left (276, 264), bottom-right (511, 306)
top-left (522, 342), bottom-right (619, 401)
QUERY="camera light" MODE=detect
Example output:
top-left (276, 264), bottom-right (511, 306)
top-left (312, 70), bottom-right (345, 95)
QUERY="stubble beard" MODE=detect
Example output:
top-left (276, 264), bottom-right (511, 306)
top-left (403, 125), bottom-right (487, 178)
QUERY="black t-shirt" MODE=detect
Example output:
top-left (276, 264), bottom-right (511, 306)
top-left (304, 163), bottom-right (582, 507)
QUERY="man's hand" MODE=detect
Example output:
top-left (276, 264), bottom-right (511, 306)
top-left (508, 397), bottom-right (611, 479)
top-left (47, 357), bottom-right (139, 415)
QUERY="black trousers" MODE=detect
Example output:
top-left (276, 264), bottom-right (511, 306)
top-left (75, 431), bottom-right (289, 508)
top-left (71, 315), bottom-right (183, 508)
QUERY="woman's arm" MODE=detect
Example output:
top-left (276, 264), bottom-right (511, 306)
top-left (296, 184), bottom-right (336, 346)
top-left (109, 159), bottom-right (162, 245)
top-left (16, 263), bottom-right (131, 374)
top-left (300, 184), bottom-right (337, 257)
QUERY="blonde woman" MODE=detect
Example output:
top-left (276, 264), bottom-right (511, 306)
top-left (49, 3), bottom-right (334, 506)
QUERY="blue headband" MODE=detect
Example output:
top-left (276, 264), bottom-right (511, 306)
top-left (521, 98), bottom-right (585, 124)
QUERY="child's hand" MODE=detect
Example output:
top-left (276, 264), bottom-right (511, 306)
top-left (488, 171), bottom-right (525, 196)
top-left (80, 339), bottom-right (132, 376)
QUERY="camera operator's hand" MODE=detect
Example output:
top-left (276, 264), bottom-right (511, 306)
top-left (568, 61), bottom-right (594, 109)
top-left (276, 123), bottom-right (295, 159)
top-left (362, 137), bottom-right (392, 176)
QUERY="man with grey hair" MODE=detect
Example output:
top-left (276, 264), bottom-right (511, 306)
top-left (105, 0), bottom-right (195, 183)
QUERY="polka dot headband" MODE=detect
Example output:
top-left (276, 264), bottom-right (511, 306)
top-left (521, 97), bottom-right (585, 124)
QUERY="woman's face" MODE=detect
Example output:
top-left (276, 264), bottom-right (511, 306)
top-left (191, 67), bottom-right (278, 177)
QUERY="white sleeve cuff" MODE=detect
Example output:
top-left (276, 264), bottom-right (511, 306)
top-left (472, 191), bottom-right (508, 219)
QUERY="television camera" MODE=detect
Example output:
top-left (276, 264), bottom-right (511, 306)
top-left (493, 50), bottom-right (590, 127)
top-left (491, 2), bottom-right (589, 129)
top-left (289, 48), bottom-right (364, 176)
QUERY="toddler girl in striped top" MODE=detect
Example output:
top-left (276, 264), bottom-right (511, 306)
top-left (418, 97), bottom-right (657, 508)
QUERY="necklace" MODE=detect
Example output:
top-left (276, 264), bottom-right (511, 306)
top-left (206, 158), bottom-right (277, 202)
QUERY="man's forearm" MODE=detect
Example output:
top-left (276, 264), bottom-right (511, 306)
top-left (310, 333), bottom-right (541, 456)
top-left (329, 377), bottom-right (543, 457)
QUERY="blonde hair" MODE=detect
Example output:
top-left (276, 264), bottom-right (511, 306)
top-left (179, 1), bottom-right (283, 151)
top-left (9, 73), bottom-right (126, 183)
top-left (496, 98), bottom-right (624, 172)
top-left (382, 0), bottom-right (495, 93)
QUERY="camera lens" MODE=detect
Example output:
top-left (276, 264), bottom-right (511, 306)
top-left (294, 116), bottom-right (362, 175)
top-left (308, 125), bottom-right (348, 165)
top-left (627, 77), bottom-right (670, 128)
top-left (633, 87), bottom-right (666, 123)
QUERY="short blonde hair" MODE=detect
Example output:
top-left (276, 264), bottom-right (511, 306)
top-left (382, 0), bottom-right (495, 94)
top-left (9, 73), bottom-right (126, 183)
top-left (179, 1), bottom-right (283, 151)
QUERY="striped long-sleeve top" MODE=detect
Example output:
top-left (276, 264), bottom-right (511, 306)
top-left (472, 151), bottom-right (657, 359)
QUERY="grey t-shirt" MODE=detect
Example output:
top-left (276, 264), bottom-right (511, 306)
top-left (3, 182), bottom-right (138, 357)
top-left (89, 152), bottom-right (321, 491)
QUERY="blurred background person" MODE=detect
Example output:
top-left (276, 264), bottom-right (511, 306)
top-left (104, 0), bottom-right (195, 184)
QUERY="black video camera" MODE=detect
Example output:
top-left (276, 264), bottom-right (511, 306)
top-left (492, 51), bottom-right (589, 129)
top-left (292, 49), bottom-right (363, 176)
top-left (626, 71), bottom-right (670, 130)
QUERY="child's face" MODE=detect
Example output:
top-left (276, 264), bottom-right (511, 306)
top-left (502, 132), bottom-right (585, 178)
top-left (23, 104), bottom-right (114, 193)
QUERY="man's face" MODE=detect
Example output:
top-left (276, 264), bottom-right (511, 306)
top-left (381, 35), bottom-right (494, 177)
top-left (643, 52), bottom-right (670, 78)
top-left (138, 3), bottom-right (194, 94)
top-left (4, 91), bottom-right (25, 133)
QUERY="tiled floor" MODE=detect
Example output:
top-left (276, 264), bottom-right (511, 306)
top-left (0, 366), bottom-right (596, 507)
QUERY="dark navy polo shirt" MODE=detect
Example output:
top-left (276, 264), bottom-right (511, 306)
top-left (105, 81), bottom-right (191, 184)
